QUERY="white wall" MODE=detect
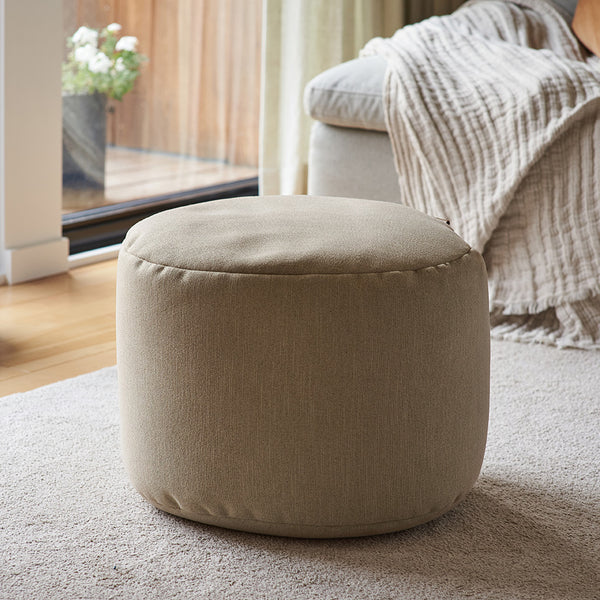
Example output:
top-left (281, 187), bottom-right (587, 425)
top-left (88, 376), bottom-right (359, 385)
top-left (0, 0), bottom-right (69, 285)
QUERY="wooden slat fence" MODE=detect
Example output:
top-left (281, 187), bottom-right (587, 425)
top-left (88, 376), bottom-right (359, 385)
top-left (63, 0), bottom-right (262, 167)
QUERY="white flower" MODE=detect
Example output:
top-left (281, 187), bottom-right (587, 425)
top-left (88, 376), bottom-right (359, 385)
top-left (115, 36), bottom-right (138, 52)
top-left (72, 26), bottom-right (98, 47)
top-left (88, 52), bottom-right (112, 74)
top-left (106, 23), bottom-right (122, 33)
top-left (74, 44), bottom-right (97, 65)
top-left (114, 57), bottom-right (126, 72)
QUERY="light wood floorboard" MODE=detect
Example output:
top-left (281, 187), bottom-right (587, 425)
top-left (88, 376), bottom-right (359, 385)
top-left (0, 259), bottom-right (118, 396)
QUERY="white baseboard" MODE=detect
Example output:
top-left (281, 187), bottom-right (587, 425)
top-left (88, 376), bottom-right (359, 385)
top-left (0, 242), bottom-right (121, 285)
top-left (4, 237), bottom-right (70, 284)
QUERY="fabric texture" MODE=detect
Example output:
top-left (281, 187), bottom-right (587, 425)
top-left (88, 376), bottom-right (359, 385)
top-left (303, 56), bottom-right (388, 131)
top-left (307, 122), bottom-right (400, 202)
top-left (117, 195), bottom-right (490, 538)
top-left (2, 339), bottom-right (600, 598)
top-left (550, 0), bottom-right (578, 20)
top-left (121, 195), bottom-right (470, 273)
top-left (362, 0), bottom-right (600, 349)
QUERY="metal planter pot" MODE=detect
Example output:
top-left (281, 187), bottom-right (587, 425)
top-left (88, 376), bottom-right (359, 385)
top-left (62, 92), bottom-right (107, 189)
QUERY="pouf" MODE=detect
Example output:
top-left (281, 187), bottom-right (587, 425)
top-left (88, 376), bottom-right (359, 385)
top-left (117, 195), bottom-right (490, 538)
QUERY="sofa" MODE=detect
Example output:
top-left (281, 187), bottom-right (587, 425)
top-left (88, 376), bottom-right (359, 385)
top-left (304, 56), bottom-right (398, 204)
top-left (303, 0), bottom-right (600, 350)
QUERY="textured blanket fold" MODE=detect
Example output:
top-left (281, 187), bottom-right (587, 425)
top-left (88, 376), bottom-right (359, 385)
top-left (362, 0), bottom-right (600, 348)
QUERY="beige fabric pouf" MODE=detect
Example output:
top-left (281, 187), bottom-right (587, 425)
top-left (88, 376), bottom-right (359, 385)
top-left (117, 195), bottom-right (490, 538)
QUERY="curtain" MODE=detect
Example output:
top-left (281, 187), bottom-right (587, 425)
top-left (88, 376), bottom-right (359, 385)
top-left (259, 0), bottom-right (464, 195)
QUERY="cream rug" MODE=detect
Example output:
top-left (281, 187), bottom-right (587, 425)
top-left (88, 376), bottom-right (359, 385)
top-left (1, 340), bottom-right (599, 600)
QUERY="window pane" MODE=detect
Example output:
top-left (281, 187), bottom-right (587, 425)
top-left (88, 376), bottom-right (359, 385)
top-left (62, 0), bottom-right (261, 217)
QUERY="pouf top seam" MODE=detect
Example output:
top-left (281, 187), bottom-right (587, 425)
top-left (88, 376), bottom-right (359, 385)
top-left (121, 246), bottom-right (476, 276)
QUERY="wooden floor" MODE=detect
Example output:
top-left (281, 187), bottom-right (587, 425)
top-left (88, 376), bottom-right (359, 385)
top-left (2, 146), bottom-right (257, 395)
top-left (62, 146), bottom-right (258, 213)
top-left (0, 259), bottom-right (118, 396)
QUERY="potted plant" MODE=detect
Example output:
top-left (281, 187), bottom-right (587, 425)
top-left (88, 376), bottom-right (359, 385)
top-left (62, 24), bottom-right (146, 189)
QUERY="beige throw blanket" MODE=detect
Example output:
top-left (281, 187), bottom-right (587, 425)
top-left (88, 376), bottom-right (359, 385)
top-left (363, 0), bottom-right (600, 348)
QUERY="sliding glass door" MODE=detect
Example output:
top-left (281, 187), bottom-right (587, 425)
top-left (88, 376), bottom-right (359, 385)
top-left (61, 0), bottom-right (262, 253)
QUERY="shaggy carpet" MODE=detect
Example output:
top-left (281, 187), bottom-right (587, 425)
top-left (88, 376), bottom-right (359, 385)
top-left (1, 340), bottom-right (599, 599)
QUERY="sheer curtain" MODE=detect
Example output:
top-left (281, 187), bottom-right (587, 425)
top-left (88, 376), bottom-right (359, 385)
top-left (259, 0), bottom-right (464, 195)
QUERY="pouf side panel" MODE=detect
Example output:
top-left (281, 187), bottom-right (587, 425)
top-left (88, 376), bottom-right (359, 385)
top-left (117, 249), bottom-right (489, 538)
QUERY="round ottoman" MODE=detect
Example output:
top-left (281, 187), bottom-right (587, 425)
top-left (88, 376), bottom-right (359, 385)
top-left (117, 195), bottom-right (490, 538)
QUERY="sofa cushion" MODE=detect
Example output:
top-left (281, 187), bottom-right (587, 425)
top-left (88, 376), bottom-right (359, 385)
top-left (304, 56), bottom-right (387, 131)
